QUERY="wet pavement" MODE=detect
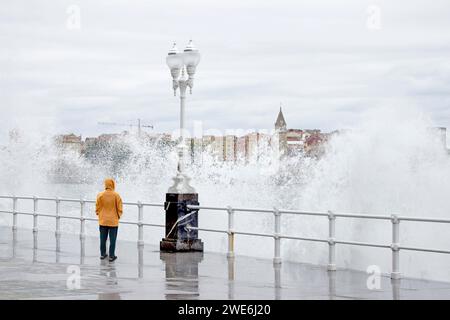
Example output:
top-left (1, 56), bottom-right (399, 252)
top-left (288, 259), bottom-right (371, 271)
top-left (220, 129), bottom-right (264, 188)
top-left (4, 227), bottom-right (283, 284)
top-left (0, 226), bottom-right (450, 299)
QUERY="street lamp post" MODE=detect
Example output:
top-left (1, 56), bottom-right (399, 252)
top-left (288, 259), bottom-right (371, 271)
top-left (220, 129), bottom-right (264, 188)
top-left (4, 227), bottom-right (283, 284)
top-left (160, 40), bottom-right (204, 252)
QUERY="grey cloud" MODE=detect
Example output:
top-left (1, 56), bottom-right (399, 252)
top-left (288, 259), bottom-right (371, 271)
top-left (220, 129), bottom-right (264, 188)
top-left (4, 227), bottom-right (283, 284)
top-left (1, 0), bottom-right (450, 143)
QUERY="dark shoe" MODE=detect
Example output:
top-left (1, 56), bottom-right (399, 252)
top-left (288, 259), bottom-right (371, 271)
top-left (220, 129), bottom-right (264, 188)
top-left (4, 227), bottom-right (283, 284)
top-left (100, 254), bottom-right (108, 260)
top-left (109, 256), bottom-right (117, 262)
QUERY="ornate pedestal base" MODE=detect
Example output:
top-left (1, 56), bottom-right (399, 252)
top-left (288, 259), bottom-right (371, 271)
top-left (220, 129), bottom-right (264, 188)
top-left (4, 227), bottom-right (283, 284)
top-left (160, 192), bottom-right (204, 252)
top-left (160, 238), bottom-right (204, 252)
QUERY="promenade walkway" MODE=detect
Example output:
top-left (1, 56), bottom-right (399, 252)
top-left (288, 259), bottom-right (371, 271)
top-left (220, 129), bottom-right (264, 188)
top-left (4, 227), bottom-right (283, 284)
top-left (0, 226), bottom-right (449, 299)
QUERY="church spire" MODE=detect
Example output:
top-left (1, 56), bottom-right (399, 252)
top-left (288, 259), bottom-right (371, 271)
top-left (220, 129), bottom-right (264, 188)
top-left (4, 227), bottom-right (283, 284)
top-left (275, 104), bottom-right (287, 131)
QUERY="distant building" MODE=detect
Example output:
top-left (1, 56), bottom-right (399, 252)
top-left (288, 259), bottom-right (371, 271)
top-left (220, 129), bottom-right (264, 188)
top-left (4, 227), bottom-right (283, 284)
top-left (246, 132), bottom-right (260, 161)
top-left (188, 137), bottom-right (203, 164)
top-left (188, 106), bottom-right (330, 163)
top-left (304, 133), bottom-right (327, 157)
top-left (286, 129), bottom-right (304, 156)
top-left (272, 107), bottom-right (329, 158)
top-left (274, 107), bottom-right (288, 157)
top-left (224, 135), bottom-right (237, 162)
top-left (236, 135), bottom-right (249, 163)
top-left (274, 107), bottom-right (287, 131)
top-left (155, 133), bottom-right (173, 146)
top-left (210, 136), bottom-right (225, 161)
top-left (202, 135), bottom-right (215, 150)
top-left (49, 105), bottom-right (341, 164)
top-left (54, 133), bottom-right (83, 154)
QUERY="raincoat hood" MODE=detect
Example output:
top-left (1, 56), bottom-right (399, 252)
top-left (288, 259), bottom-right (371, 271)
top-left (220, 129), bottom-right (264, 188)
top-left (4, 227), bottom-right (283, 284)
top-left (104, 178), bottom-right (115, 191)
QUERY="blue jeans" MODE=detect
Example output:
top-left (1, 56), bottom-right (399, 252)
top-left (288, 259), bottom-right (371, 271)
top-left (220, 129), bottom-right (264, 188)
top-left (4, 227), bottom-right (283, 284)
top-left (99, 226), bottom-right (118, 257)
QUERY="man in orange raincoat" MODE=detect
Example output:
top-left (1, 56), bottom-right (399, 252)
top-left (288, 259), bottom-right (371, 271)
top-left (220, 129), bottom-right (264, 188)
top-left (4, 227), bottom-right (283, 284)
top-left (96, 178), bottom-right (123, 262)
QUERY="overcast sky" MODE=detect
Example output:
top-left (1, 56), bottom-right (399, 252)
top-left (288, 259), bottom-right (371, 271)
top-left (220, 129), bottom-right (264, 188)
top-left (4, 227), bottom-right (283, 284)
top-left (1, 0), bottom-right (450, 143)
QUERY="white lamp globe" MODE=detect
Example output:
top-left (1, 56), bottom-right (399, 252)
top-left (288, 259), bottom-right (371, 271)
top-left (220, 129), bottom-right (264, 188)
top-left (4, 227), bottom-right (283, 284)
top-left (166, 43), bottom-right (183, 69)
top-left (183, 40), bottom-right (201, 68)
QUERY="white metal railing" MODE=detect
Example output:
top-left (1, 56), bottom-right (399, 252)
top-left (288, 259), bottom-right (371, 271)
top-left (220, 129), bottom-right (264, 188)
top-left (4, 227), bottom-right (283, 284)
top-left (1, 195), bottom-right (450, 280)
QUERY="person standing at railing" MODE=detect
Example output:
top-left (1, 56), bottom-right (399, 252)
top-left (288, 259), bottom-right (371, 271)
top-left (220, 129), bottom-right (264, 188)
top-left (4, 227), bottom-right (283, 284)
top-left (95, 178), bottom-right (123, 262)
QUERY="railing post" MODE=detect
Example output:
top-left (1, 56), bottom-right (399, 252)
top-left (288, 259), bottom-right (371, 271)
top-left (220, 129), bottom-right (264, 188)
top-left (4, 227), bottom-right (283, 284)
top-left (227, 206), bottom-right (235, 259)
top-left (80, 198), bottom-right (85, 240)
top-left (137, 202), bottom-right (144, 248)
top-left (391, 214), bottom-right (401, 280)
top-left (327, 210), bottom-right (337, 271)
top-left (273, 207), bottom-right (282, 265)
top-left (55, 197), bottom-right (61, 237)
top-left (55, 197), bottom-right (61, 252)
top-left (12, 196), bottom-right (18, 231)
top-left (33, 196), bottom-right (38, 249)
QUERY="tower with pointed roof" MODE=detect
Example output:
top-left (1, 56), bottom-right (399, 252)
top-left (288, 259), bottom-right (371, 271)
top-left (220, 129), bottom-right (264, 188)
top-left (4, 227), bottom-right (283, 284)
top-left (274, 104), bottom-right (288, 158)
top-left (275, 106), bottom-right (287, 131)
